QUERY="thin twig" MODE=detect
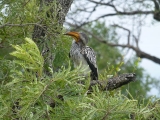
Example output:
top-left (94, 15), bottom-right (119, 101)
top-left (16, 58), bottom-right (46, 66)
top-left (0, 23), bottom-right (43, 28)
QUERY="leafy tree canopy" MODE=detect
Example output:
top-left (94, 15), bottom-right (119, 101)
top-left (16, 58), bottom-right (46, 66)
top-left (0, 0), bottom-right (160, 119)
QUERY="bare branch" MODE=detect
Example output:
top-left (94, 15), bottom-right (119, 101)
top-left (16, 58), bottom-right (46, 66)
top-left (112, 24), bottom-right (131, 45)
top-left (88, 0), bottom-right (117, 10)
top-left (66, 10), bottom-right (154, 30)
top-left (106, 73), bottom-right (136, 90)
top-left (132, 35), bottom-right (139, 49)
top-left (152, 0), bottom-right (160, 21)
top-left (0, 23), bottom-right (43, 28)
top-left (90, 73), bottom-right (136, 91)
top-left (97, 10), bottom-right (154, 18)
top-left (86, 2), bottom-right (100, 21)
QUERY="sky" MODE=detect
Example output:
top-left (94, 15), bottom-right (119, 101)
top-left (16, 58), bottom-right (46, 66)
top-left (140, 23), bottom-right (160, 96)
top-left (140, 23), bottom-right (160, 79)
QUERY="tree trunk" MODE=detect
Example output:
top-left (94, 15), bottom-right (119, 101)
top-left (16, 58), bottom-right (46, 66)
top-left (32, 0), bottom-right (73, 74)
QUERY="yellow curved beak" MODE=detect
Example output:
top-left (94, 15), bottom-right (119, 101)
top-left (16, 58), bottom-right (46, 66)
top-left (64, 31), bottom-right (80, 42)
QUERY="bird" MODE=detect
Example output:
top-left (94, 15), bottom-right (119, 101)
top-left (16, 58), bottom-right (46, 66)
top-left (64, 31), bottom-right (98, 80)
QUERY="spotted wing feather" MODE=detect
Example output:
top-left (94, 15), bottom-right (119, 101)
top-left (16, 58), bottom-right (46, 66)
top-left (81, 46), bottom-right (98, 80)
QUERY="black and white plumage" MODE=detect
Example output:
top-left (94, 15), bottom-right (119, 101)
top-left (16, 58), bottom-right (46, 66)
top-left (65, 31), bottom-right (98, 80)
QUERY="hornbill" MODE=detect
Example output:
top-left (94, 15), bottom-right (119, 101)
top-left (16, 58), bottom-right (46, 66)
top-left (64, 31), bottom-right (98, 80)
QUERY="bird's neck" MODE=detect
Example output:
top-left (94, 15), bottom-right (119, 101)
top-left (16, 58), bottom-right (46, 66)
top-left (72, 40), bottom-right (85, 49)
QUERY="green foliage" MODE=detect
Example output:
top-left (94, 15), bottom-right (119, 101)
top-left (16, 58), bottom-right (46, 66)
top-left (0, 0), bottom-right (38, 38)
top-left (0, 38), bottom-right (159, 119)
top-left (0, 0), bottom-right (38, 59)
top-left (51, 90), bottom-right (159, 120)
top-left (10, 38), bottom-right (44, 76)
top-left (52, 33), bottom-right (71, 69)
top-left (0, 37), bottom-right (88, 119)
top-left (0, 0), bottom-right (71, 71)
top-left (0, 0), bottom-right (160, 119)
top-left (0, 58), bottom-right (14, 82)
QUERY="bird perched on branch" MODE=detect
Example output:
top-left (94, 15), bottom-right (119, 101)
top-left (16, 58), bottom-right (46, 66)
top-left (64, 31), bottom-right (98, 80)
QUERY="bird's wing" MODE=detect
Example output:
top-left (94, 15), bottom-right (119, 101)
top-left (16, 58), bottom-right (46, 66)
top-left (81, 46), bottom-right (98, 80)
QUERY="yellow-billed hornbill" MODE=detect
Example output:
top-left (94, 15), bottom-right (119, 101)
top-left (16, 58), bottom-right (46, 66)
top-left (65, 31), bottom-right (98, 80)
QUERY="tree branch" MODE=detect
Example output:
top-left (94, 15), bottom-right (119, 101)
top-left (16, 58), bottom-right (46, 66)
top-left (88, 0), bottom-right (154, 15)
top-left (90, 73), bottom-right (136, 91)
top-left (153, 0), bottom-right (160, 21)
top-left (106, 73), bottom-right (136, 90)
top-left (67, 22), bottom-right (160, 65)
top-left (0, 23), bottom-right (43, 28)
top-left (112, 24), bottom-right (131, 45)
top-left (94, 34), bottom-right (160, 65)
top-left (66, 9), bottom-right (154, 30)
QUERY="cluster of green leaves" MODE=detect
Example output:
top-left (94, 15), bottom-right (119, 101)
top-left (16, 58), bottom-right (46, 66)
top-left (0, 37), bottom-right (160, 119)
top-left (52, 33), bottom-right (71, 69)
top-left (0, 0), bottom-right (160, 119)
top-left (52, 90), bottom-right (160, 120)
top-left (0, 0), bottom-right (39, 46)
top-left (0, 0), bottom-right (71, 72)
top-left (0, 37), bottom-right (85, 119)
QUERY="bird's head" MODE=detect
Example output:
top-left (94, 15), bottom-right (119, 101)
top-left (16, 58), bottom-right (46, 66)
top-left (64, 31), bottom-right (88, 45)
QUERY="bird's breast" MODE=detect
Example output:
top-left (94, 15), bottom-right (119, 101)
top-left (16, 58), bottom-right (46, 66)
top-left (70, 44), bottom-right (90, 72)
